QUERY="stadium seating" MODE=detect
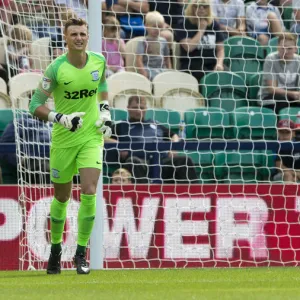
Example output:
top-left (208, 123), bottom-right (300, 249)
top-left (31, 37), bottom-right (51, 71)
top-left (0, 78), bottom-right (10, 109)
top-left (145, 108), bottom-right (181, 134)
top-left (9, 73), bottom-right (42, 110)
top-left (184, 108), bottom-right (233, 139)
top-left (278, 107), bottom-right (300, 123)
top-left (0, 37), bottom-right (6, 65)
top-left (0, 109), bottom-right (13, 137)
top-left (224, 36), bottom-right (264, 85)
top-left (214, 150), bottom-right (275, 183)
top-left (282, 6), bottom-right (293, 30)
top-left (178, 151), bottom-right (215, 183)
top-left (232, 107), bottom-right (277, 140)
top-left (152, 71), bottom-right (204, 112)
top-left (0, 77), bottom-right (7, 95)
top-left (248, 72), bottom-right (262, 104)
top-left (172, 42), bottom-right (181, 70)
top-left (200, 71), bottom-right (247, 112)
top-left (124, 36), bottom-right (145, 72)
top-left (106, 71), bottom-right (153, 109)
top-left (111, 108), bottom-right (128, 122)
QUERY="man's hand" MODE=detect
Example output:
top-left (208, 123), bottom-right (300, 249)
top-left (96, 101), bottom-right (112, 138)
top-left (49, 112), bottom-right (86, 132)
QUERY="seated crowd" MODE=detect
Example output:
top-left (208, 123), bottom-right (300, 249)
top-left (1, 0), bottom-right (300, 184)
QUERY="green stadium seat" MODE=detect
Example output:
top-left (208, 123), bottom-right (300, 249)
top-left (224, 36), bottom-right (264, 85)
top-left (102, 164), bottom-right (119, 184)
top-left (232, 107), bottom-right (277, 140)
top-left (0, 162), bottom-right (18, 184)
top-left (178, 151), bottom-right (215, 183)
top-left (278, 107), bottom-right (300, 123)
top-left (248, 73), bottom-right (263, 103)
top-left (200, 72), bottom-right (247, 112)
top-left (265, 37), bottom-right (279, 56)
top-left (110, 108), bottom-right (128, 122)
top-left (145, 108), bottom-right (181, 134)
top-left (0, 109), bottom-right (13, 137)
top-left (214, 150), bottom-right (275, 183)
top-left (283, 6), bottom-right (293, 30)
top-left (184, 107), bottom-right (233, 139)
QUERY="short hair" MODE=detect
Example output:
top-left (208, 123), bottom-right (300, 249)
top-left (112, 168), bottom-right (132, 183)
top-left (112, 168), bottom-right (132, 177)
top-left (278, 32), bottom-right (297, 45)
top-left (185, 0), bottom-right (213, 26)
top-left (64, 18), bottom-right (88, 34)
top-left (145, 11), bottom-right (165, 26)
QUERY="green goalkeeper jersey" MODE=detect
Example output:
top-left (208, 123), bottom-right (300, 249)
top-left (30, 51), bottom-right (106, 148)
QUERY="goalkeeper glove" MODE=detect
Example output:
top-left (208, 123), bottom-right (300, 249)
top-left (48, 111), bottom-right (85, 132)
top-left (95, 101), bottom-right (112, 138)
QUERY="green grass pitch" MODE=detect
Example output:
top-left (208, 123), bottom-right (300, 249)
top-left (1, 268), bottom-right (300, 300)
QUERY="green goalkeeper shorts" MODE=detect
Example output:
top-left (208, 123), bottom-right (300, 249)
top-left (50, 139), bottom-right (103, 183)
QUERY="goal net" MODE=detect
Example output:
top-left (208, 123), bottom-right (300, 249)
top-left (1, 0), bottom-right (300, 270)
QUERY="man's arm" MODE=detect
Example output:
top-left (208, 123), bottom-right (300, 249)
top-left (29, 65), bottom-right (55, 121)
top-left (29, 65), bottom-right (85, 131)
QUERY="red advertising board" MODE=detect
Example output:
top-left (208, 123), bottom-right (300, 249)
top-left (1, 185), bottom-right (300, 270)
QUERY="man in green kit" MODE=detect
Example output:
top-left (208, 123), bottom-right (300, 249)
top-left (29, 18), bottom-right (112, 275)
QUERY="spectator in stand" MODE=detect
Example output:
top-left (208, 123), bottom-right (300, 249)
top-left (260, 33), bottom-right (300, 114)
top-left (136, 11), bottom-right (172, 81)
top-left (54, 0), bottom-right (88, 21)
top-left (0, 112), bottom-right (52, 184)
top-left (246, 0), bottom-right (284, 46)
top-left (10, 0), bottom-right (54, 40)
top-left (103, 0), bottom-right (149, 39)
top-left (148, 0), bottom-right (184, 46)
top-left (106, 95), bottom-right (198, 184)
top-left (38, 4), bottom-right (77, 41)
top-left (102, 16), bottom-right (125, 77)
top-left (176, 0), bottom-right (225, 83)
top-left (111, 168), bottom-right (132, 184)
top-left (7, 24), bottom-right (33, 76)
top-left (274, 119), bottom-right (300, 182)
top-left (148, 0), bottom-right (184, 30)
top-left (211, 0), bottom-right (246, 39)
top-left (0, 0), bottom-right (17, 36)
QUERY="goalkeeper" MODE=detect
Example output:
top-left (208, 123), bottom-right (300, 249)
top-left (29, 18), bottom-right (111, 275)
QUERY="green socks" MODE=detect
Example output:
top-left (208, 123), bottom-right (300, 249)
top-left (76, 194), bottom-right (96, 255)
top-left (50, 197), bottom-right (69, 247)
top-left (50, 194), bottom-right (96, 256)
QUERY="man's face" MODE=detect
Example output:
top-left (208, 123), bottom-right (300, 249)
top-left (278, 129), bottom-right (294, 141)
top-left (278, 39), bottom-right (296, 60)
top-left (128, 98), bottom-right (147, 122)
top-left (64, 25), bottom-right (89, 51)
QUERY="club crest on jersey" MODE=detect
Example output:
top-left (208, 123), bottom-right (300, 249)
top-left (51, 168), bottom-right (60, 179)
top-left (42, 77), bottom-right (51, 91)
top-left (91, 70), bottom-right (99, 81)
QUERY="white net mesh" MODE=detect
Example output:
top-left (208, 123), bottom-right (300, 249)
top-left (1, 0), bottom-right (300, 270)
